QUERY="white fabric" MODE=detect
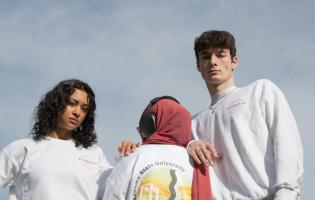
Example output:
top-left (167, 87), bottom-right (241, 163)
top-left (104, 144), bottom-right (195, 200)
top-left (192, 79), bottom-right (303, 200)
top-left (0, 137), bottom-right (112, 200)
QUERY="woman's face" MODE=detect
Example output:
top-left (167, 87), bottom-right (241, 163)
top-left (56, 89), bottom-right (89, 133)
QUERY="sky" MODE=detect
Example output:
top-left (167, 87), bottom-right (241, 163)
top-left (0, 0), bottom-right (314, 198)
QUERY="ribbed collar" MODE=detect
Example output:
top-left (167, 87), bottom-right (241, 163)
top-left (44, 136), bottom-right (75, 144)
top-left (210, 86), bottom-right (237, 106)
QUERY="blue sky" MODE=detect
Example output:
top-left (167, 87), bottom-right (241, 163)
top-left (0, 0), bottom-right (314, 198)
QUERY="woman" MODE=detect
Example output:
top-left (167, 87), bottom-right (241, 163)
top-left (0, 79), bottom-right (112, 200)
top-left (104, 96), bottom-right (212, 200)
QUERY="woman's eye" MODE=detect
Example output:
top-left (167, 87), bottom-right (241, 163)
top-left (68, 101), bottom-right (76, 106)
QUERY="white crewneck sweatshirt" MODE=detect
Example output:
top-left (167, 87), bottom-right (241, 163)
top-left (103, 145), bottom-right (194, 200)
top-left (0, 137), bottom-right (112, 200)
top-left (192, 79), bottom-right (303, 200)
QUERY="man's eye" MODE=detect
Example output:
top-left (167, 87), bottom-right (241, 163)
top-left (217, 53), bottom-right (225, 58)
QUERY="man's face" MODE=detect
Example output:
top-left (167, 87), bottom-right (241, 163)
top-left (197, 48), bottom-right (238, 87)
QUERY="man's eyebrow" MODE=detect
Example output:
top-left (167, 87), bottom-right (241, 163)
top-left (200, 51), bottom-right (210, 55)
top-left (216, 49), bottom-right (228, 53)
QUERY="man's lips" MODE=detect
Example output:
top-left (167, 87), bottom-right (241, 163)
top-left (207, 70), bottom-right (220, 74)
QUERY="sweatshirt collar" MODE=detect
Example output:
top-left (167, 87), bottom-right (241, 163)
top-left (210, 86), bottom-right (237, 106)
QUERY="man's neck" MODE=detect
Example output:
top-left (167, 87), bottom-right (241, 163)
top-left (207, 78), bottom-right (235, 96)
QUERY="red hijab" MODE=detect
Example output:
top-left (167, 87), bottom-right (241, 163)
top-left (140, 99), bottom-right (212, 200)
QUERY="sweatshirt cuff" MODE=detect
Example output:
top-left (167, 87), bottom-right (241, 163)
top-left (186, 140), bottom-right (196, 151)
top-left (0, 176), bottom-right (7, 187)
top-left (274, 188), bottom-right (299, 200)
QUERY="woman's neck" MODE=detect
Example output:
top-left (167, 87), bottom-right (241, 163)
top-left (48, 128), bottom-right (73, 140)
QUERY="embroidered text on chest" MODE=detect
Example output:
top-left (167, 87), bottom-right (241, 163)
top-left (226, 99), bottom-right (246, 113)
top-left (78, 154), bottom-right (98, 167)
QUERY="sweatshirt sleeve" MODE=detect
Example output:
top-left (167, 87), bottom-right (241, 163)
top-left (0, 149), bottom-right (15, 187)
top-left (262, 80), bottom-right (303, 199)
top-left (0, 141), bottom-right (26, 187)
top-left (95, 146), bottom-right (113, 200)
top-left (191, 118), bottom-right (200, 140)
top-left (103, 154), bottom-right (138, 200)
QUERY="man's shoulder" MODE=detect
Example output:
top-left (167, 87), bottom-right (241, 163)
top-left (192, 107), bottom-right (210, 120)
top-left (244, 79), bottom-right (275, 88)
top-left (242, 79), bottom-right (281, 93)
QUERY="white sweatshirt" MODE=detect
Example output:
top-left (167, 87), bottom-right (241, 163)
top-left (103, 144), bottom-right (194, 200)
top-left (0, 137), bottom-right (112, 200)
top-left (192, 79), bottom-right (303, 200)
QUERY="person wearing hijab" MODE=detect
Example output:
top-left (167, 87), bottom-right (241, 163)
top-left (103, 96), bottom-right (212, 200)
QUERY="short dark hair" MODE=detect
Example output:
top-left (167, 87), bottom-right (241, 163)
top-left (31, 79), bottom-right (97, 148)
top-left (194, 30), bottom-right (237, 61)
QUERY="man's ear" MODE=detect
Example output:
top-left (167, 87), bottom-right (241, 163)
top-left (231, 56), bottom-right (238, 71)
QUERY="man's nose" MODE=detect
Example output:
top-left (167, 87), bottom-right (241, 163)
top-left (210, 54), bottom-right (219, 64)
top-left (205, 55), bottom-right (218, 67)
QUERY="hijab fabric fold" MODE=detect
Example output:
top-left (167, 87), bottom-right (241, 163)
top-left (141, 99), bottom-right (212, 200)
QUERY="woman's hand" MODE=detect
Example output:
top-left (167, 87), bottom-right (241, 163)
top-left (117, 140), bottom-right (141, 156)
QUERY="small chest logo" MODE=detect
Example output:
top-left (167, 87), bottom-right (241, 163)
top-left (226, 99), bottom-right (246, 113)
top-left (78, 154), bottom-right (98, 169)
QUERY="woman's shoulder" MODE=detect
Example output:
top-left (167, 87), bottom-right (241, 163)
top-left (84, 144), bottom-right (108, 157)
top-left (1, 138), bottom-right (37, 161)
top-left (3, 138), bottom-right (36, 150)
top-left (87, 143), bottom-right (102, 151)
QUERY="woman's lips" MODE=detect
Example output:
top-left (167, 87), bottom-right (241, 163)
top-left (69, 118), bottom-right (79, 125)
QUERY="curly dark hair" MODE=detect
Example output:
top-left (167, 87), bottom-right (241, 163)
top-left (31, 79), bottom-right (97, 148)
top-left (194, 30), bottom-right (237, 61)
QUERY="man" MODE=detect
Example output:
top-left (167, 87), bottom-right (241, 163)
top-left (188, 30), bottom-right (303, 199)
top-left (119, 30), bottom-right (303, 200)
